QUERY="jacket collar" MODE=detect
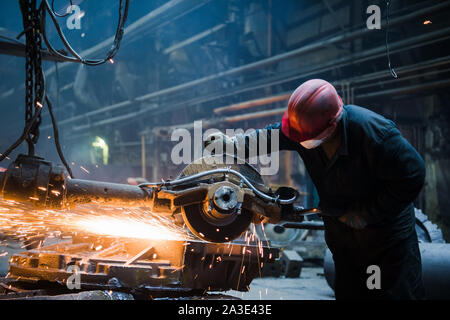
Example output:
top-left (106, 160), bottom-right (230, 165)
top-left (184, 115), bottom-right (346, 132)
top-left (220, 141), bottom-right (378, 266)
top-left (337, 106), bottom-right (349, 156)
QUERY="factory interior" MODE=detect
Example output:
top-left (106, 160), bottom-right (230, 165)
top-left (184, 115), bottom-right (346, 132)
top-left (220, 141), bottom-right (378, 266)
top-left (0, 0), bottom-right (449, 305)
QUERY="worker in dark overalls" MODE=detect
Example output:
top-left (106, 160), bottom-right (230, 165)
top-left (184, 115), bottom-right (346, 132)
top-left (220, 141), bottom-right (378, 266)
top-left (208, 79), bottom-right (426, 299)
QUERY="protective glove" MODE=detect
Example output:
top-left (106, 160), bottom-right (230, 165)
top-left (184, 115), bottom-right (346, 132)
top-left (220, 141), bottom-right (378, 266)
top-left (204, 131), bottom-right (236, 151)
top-left (338, 212), bottom-right (368, 229)
top-left (338, 203), bottom-right (371, 230)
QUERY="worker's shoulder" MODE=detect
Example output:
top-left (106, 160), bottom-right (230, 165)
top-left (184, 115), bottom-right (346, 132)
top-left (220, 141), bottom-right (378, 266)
top-left (262, 122), bottom-right (282, 130)
top-left (344, 105), bottom-right (399, 144)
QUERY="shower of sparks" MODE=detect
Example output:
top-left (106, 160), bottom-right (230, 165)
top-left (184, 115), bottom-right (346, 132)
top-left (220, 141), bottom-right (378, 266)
top-left (0, 196), bottom-right (275, 295)
top-left (75, 216), bottom-right (186, 240)
top-left (80, 166), bottom-right (90, 174)
top-left (0, 197), bottom-right (192, 243)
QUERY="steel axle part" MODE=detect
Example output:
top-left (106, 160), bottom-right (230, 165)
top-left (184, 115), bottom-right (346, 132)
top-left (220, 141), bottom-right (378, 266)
top-left (0, 154), bottom-right (321, 243)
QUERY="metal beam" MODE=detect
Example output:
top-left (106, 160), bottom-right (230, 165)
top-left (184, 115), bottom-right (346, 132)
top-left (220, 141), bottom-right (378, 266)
top-left (163, 23), bottom-right (227, 55)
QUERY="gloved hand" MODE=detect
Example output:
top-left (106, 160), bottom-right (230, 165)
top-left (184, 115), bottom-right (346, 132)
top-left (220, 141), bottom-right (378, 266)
top-left (338, 212), bottom-right (368, 230)
top-left (204, 131), bottom-right (236, 151)
top-left (338, 203), bottom-right (370, 230)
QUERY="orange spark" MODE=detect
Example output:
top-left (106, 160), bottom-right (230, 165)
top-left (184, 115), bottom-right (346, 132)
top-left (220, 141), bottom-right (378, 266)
top-left (80, 166), bottom-right (90, 174)
top-left (74, 216), bottom-right (187, 241)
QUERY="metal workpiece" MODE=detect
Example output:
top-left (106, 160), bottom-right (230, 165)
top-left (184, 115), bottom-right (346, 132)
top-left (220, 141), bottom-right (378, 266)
top-left (0, 154), bottom-right (66, 209)
top-left (7, 235), bottom-right (278, 294)
top-left (278, 206), bottom-right (325, 230)
top-left (213, 185), bottom-right (239, 213)
top-left (280, 221), bottom-right (325, 230)
top-left (66, 179), bottom-right (153, 208)
top-left (0, 154), bottom-right (156, 210)
top-left (0, 154), bottom-right (319, 243)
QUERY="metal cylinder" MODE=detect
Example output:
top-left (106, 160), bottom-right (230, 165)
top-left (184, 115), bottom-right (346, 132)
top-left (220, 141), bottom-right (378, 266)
top-left (323, 243), bottom-right (450, 300)
top-left (66, 179), bottom-right (152, 207)
top-left (213, 186), bottom-right (238, 213)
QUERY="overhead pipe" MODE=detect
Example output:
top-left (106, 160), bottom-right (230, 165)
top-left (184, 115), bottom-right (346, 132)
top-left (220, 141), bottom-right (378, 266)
top-left (66, 29), bottom-right (450, 132)
top-left (355, 67), bottom-right (450, 91)
top-left (163, 23), bottom-right (227, 55)
top-left (89, 35), bottom-right (450, 135)
top-left (211, 33), bottom-right (450, 109)
top-left (150, 78), bottom-right (450, 137)
top-left (355, 78), bottom-right (450, 100)
top-left (79, 58), bottom-right (443, 145)
top-left (141, 37), bottom-right (450, 124)
top-left (150, 107), bottom-right (285, 137)
top-left (344, 55), bottom-right (450, 85)
top-left (41, 1), bottom-right (450, 130)
top-left (212, 55), bottom-right (450, 117)
top-left (82, 71), bottom-right (450, 140)
top-left (224, 107), bottom-right (285, 123)
top-left (213, 93), bottom-right (291, 115)
top-left (121, 39), bottom-right (450, 138)
top-left (133, 2), bottom-right (450, 102)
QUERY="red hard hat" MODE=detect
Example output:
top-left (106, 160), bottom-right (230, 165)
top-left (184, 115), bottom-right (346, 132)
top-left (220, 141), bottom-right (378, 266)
top-left (281, 79), bottom-right (343, 143)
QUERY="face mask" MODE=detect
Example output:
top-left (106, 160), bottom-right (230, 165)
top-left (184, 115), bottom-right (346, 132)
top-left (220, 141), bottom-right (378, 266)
top-left (299, 121), bottom-right (339, 149)
top-left (300, 139), bottom-right (324, 149)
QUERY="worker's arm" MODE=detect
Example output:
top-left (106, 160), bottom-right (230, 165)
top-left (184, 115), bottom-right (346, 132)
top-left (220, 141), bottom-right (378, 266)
top-left (360, 129), bottom-right (426, 223)
top-left (240, 122), bottom-right (299, 156)
top-left (204, 122), bottom-right (297, 157)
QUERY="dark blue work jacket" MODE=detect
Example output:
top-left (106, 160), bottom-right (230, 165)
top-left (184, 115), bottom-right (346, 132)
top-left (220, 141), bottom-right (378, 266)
top-left (250, 105), bottom-right (425, 243)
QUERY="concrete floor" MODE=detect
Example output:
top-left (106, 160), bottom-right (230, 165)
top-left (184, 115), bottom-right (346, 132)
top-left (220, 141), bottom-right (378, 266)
top-left (221, 267), bottom-right (335, 300)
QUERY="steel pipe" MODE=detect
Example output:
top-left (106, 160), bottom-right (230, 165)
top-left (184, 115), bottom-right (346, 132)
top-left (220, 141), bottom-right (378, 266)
top-left (214, 93), bottom-right (290, 115)
top-left (66, 179), bottom-right (152, 207)
top-left (151, 73), bottom-right (450, 136)
top-left (163, 23), bottom-right (227, 55)
top-left (356, 78), bottom-right (450, 100)
top-left (145, 37), bottom-right (450, 122)
top-left (281, 221), bottom-right (325, 230)
top-left (72, 30), bottom-right (450, 131)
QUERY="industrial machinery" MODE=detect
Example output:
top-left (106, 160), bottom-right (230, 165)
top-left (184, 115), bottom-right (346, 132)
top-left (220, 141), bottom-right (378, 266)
top-left (0, 153), bottom-right (320, 244)
top-left (0, 153), bottom-right (321, 298)
top-left (3, 235), bottom-right (277, 298)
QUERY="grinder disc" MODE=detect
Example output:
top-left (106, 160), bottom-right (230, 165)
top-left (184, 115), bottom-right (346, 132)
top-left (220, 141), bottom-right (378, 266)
top-left (182, 204), bottom-right (253, 243)
top-left (179, 155), bottom-right (265, 243)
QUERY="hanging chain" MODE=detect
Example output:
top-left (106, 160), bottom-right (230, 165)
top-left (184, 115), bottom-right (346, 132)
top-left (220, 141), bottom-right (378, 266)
top-left (20, 0), bottom-right (44, 156)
